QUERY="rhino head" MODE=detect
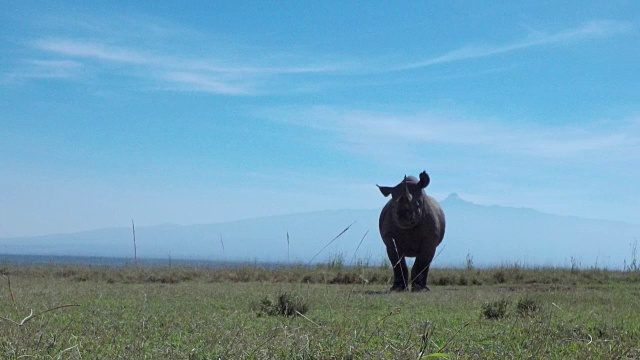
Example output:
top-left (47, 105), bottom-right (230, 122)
top-left (377, 171), bottom-right (430, 229)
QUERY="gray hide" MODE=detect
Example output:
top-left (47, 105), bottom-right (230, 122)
top-left (377, 171), bottom-right (445, 291)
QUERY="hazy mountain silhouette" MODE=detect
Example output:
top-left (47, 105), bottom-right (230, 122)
top-left (2, 194), bottom-right (638, 268)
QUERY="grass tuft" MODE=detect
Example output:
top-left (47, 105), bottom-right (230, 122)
top-left (482, 299), bottom-right (509, 320)
top-left (259, 291), bottom-right (309, 317)
top-left (516, 297), bottom-right (540, 317)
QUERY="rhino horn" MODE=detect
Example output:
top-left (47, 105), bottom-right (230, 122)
top-left (403, 176), bottom-right (412, 202)
top-left (419, 171), bottom-right (430, 189)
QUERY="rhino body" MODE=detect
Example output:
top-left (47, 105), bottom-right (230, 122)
top-left (377, 171), bottom-right (445, 291)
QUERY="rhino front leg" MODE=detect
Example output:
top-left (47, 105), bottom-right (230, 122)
top-left (386, 245), bottom-right (409, 291)
top-left (411, 246), bottom-right (437, 292)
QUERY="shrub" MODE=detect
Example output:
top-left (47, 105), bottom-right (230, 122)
top-left (435, 276), bottom-right (454, 286)
top-left (330, 272), bottom-right (358, 284)
top-left (259, 292), bottom-right (309, 317)
top-left (482, 299), bottom-right (509, 320)
top-left (465, 253), bottom-right (474, 270)
top-left (457, 275), bottom-right (468, 286)
top-left (493, 271), bottom-right (506, 284)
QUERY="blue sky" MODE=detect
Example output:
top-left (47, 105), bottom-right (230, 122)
top-left (1, 1), bottom-right (639, 237)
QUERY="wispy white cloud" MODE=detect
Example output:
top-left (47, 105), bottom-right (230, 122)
top-left (400, 20), bottom-right (633, 70)
top-left (269, 106), bottom-right (640, 161)
top-left (188, 62), bottom-right (341, 75)
top-left (34, 38), bottom-right (339, 75)
top-left (34, 39), bottom-right (154, 65)
top-left (2, 59), bottom-right (84, 82)
top-left (29, 38), bottom-right (342, 95)
top-left (29, 59), bottom-right (84, 78)
top-left (11, 18), bottom-right (635, 94)
top-left (161, 71), bottom-right (255, 95)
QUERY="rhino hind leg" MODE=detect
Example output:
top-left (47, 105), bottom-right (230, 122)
top-left (386, 246), bottom-right (409, 291)
top-left (390, 283), bottom-right (409, 292)
top-left (411, 284), bottom-right (431, 292)
top-left (411, 246), bottom-right (437, 292)
top-left (410, 263), bottom-right (431, 292)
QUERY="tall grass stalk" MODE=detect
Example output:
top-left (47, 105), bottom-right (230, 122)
top-left (131, 219), bottom-right (137, 264)
top-left (307, 221), bottom-right (355, 264)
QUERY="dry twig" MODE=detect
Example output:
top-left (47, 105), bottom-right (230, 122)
top-left (4, 274), bottom-right (17, 307)
top-left (0, 304), bottom-right (80, 326)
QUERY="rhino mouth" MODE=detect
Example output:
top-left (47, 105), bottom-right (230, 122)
top-left (392, 207), bottom-right (421, 229)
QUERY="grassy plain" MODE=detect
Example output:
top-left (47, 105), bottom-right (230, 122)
top-left (1, 263), bottom-right (639, 359)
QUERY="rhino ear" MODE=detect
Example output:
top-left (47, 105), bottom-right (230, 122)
top-left (377, 185), bottom-right (393, 197)
top-left (418, 171), bottom-right (430, 189)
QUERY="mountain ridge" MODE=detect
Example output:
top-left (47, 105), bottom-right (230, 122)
top-left (2, 194), bottom-right (638, 268)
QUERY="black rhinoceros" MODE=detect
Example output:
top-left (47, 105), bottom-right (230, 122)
top-left (377, 171), bottom-right (446, 292)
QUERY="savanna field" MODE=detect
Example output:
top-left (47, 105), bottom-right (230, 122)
top-left (1, 262), bottom-right (639, 359)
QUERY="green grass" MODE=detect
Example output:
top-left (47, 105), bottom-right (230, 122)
top-left (1, 264), bottom-right (639, 359)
